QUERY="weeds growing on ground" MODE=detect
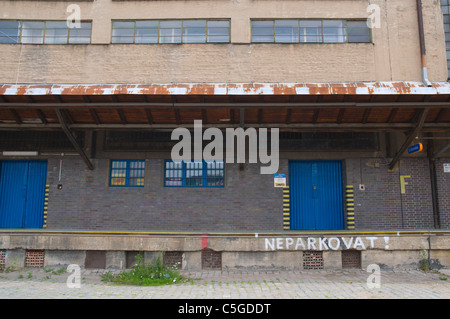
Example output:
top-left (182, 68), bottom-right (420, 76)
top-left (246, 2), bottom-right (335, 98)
top-left (101, 253), bottom-right (189, 286)
top-left (419, 249), bottom-right (430, 271)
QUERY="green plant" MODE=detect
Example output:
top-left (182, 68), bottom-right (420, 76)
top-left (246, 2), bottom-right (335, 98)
top-left (4, 258), bottom-right (21, 273)
top-left (101, 253), bottom-right (189, 286)
top-left (419, 249), bottom-right (430, 271)
top-left (52, 267), bottom-right (66, 275)
top-left (5, 266), bottom-right (17, 273)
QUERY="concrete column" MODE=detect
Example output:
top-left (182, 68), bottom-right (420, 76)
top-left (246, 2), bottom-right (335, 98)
top-left (5, 249), bottom-right (25, 269)
top-left (44, 250), bottom-right (86, 268)
top-left (106, 251), bottom-right (126, 270)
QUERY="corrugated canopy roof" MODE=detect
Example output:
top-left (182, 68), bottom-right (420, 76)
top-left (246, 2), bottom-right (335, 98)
top-left (0, 81), bottom-right (449, 132)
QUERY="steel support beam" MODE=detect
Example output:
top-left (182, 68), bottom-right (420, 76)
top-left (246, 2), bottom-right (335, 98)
top-left (239, 109), bottom-right (245, 127)
top-left (55, 109), bottom-right (94, 170)
top-left (0, 122), bottom-right (449, 132)
top-left (1, 102), bottom-right (450, 109)
top-left (432, 141), bottom-right (450, 159)
top-left (389, 108), bottom-right (429, 170)
top-left (427, 137), bottom-right (441, 229)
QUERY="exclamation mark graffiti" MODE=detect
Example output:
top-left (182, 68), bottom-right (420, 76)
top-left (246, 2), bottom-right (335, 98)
top-left (384, 237), bottom-right (389, 250)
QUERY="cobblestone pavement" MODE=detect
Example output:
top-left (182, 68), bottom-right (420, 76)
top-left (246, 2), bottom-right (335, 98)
top-left (0, 267), bottom-right (448, 299)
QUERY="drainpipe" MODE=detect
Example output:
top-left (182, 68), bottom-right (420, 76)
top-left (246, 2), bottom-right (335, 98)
top-left (427, 137), bottom-right (441, 229)
top-left (416, 0), bottom-right (432, 87)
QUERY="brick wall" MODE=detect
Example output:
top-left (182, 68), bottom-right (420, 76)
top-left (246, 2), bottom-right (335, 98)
top-left (346, 158), bottom-right (402, 229)
top-left (46, 158), bottom-right (287, 232)
top-left (45, 157), bottom-right (448, 232)
top-left (436, 158), bottom-right (450, 229)
top-left (345, 158), bottom-right (441, 230)
top-left (399, 158), bottom-right (434, 229)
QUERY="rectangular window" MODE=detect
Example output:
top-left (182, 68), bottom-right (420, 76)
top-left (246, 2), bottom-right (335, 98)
top-left (136, 20), bottom-right (159, 44)
top-left (44, 21), bottom-right (69, 44)
top-left (300, 20), bottom-right (322, 43)
top-left (251, 20), bottom-right (274, 43)
top-left (109, 160), bottom-right (145, 187)
top-left (275, 20), bottom-right (299, 43)
top-left (323, 20), bottom-right (346, 43)
top-left (159, 20), bottom-right (182, 43)
top-left (0, 21), bottom-right (20, 43)
top-left (164, 160), bottom-right (224, 187)
top-left (347, 21), bottom-right (371, 43)
top-left (112, 19), bottom-right (230, 44)
top-left (67, 22), bottom-right (92, 44)
top-left (21, 21), bottom-right (45, 44)
top-left (251, 19), bottom-right (370, 44)
top-left (0, 20), bottom-right (92, 44)
top-left (183, 20), bottom-right (206, 43)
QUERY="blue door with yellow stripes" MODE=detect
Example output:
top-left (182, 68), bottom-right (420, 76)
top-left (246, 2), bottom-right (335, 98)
top-left (289, 161), bottom-right (344, 230)
top-left (0, 161), bottom-right (47, 229)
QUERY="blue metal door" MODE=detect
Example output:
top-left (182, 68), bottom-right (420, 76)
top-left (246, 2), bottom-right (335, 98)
top-left (0, 161), bottom-right (47, 229)
top-left (289, 161), bottom-right (344, 230)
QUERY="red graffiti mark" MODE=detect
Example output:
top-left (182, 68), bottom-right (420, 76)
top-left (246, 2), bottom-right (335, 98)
top-left (202, 233), bottom-right (208, 249)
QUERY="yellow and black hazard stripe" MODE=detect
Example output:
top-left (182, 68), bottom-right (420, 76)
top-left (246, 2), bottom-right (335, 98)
top-left (283, 186), bottom-right (290, 230)
top-left (43, 184), bottom-right (49, 228)
top-left (346, 185), bottom-right (355, 230)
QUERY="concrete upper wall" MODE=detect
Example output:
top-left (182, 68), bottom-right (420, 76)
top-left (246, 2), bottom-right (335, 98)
top-left (0, 0), bottom-right (447, 83)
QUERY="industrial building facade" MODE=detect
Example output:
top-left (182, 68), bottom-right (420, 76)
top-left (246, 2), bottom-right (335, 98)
top-left (0, 0), bottom-right (449, 271)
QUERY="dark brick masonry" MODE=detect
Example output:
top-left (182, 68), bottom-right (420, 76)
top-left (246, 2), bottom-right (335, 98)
top-left (436, 158), bottom-right (450, 229)
top-left (345, 157), bottom-right (442, 230)
top-left (45, 157), bottom-right (449, 232)
top-left (46, 158), bottom-right (286, 232)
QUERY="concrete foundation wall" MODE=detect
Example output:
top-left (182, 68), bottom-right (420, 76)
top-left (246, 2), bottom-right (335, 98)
top-left (0, 233), bottom-right (449, 270)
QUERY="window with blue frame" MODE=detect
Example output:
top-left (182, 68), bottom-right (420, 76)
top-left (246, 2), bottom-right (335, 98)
top-left (109, 160), bottom-right (145, 187)
top-left (164, 160), bottom-right (224, 187)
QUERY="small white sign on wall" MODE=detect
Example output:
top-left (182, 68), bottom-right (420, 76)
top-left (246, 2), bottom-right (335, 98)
top-left (274, 173), bottom-right (286, 187)
top-left (444, 163), bottom-right (450, 173)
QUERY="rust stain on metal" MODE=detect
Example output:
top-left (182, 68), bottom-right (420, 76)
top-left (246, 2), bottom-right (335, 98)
top-left (186, 84), bottom-right (216, 95)
top-left (390, 82), bottom-right (412, 94)
top-left (273, 85), bottom-right (296, 95)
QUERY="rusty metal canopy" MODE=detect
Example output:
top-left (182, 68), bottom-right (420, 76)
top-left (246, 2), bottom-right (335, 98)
top-left (2, 81), bottom-right (450, 95)
top-left (0, 81), bottom-right (449, 132)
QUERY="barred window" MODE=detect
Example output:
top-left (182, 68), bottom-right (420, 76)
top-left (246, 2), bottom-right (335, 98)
top-left (0, 20), bottom-right (91, 44)
top-left (164, 160), bottom-right (224, 187)
top-left (109, 160), bottom-right (145, 187)
top-left (251, 19), bottom-right (371, 43)
top-left (112, 20), bottom-right (230, 44)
